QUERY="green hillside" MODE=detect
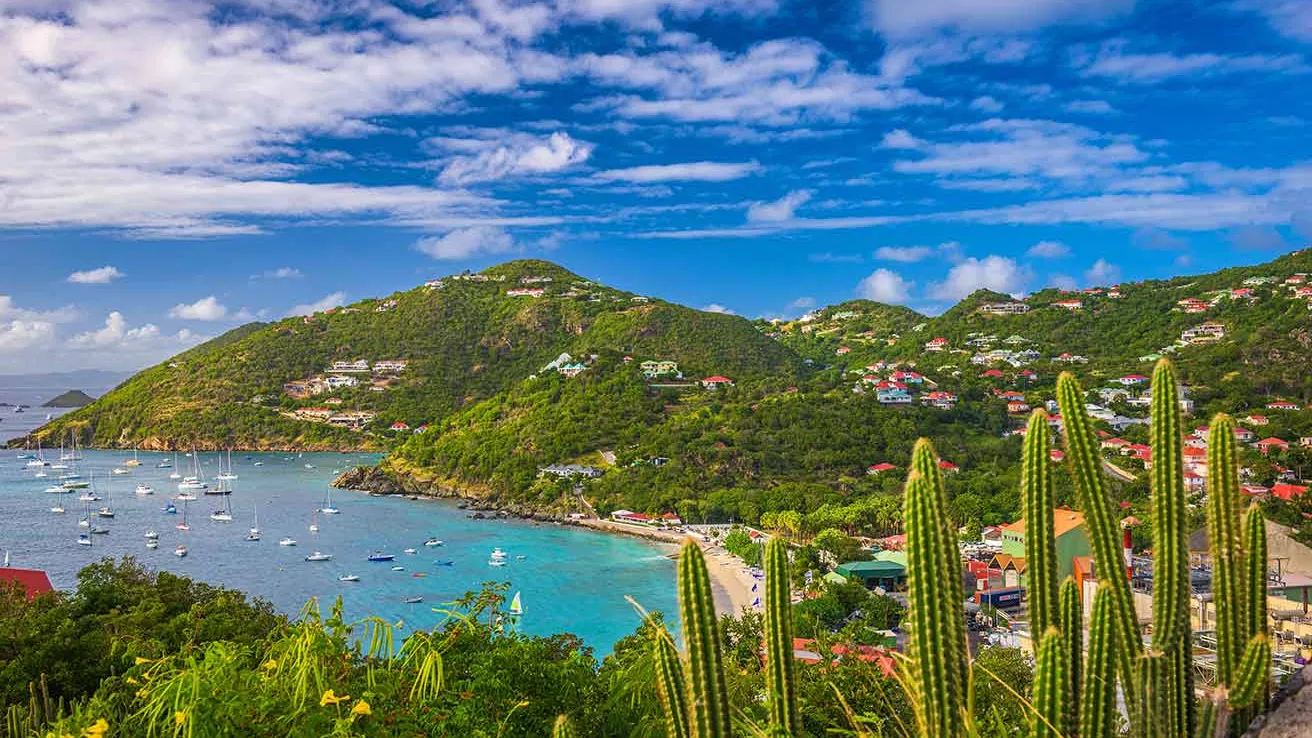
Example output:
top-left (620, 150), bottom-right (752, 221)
top-left (29, 259), bottom-right (800, 451)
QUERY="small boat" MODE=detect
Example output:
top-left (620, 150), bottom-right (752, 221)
top-left (45, 486), bottom-right (68, 494)
top-left (423, 538), bottom-right (443, 547)
top-left (168, 453), bottom-right (182, 480)
top-left (515, 555), bottom-right (526, 560)
top-left (318, 488), bottom-right (339, 515)
top-left (490, 548), bottom-right (508, 559)
top-left (162, 503), bottom-right (177, 514)
top-left (411, 572), bottom-right (427, 578)
top-left (89, 526), bottom-right (109, 535)
top-left (135, 484), bottom-right (154, 496)
top-left (509, 591), bottom-right (523, 617)
top-left (253, 461), bottom-right (264, 467)
top-left (433, 560), bottom-right (454, 567)
top-left (309, 511), bottom-right (320, 533)
top-left (145, 540), bottom-right (159, 550)
top-left (77, 534), bottom-right (92, 547)
top-left (209, 509), bottom-right (233, 522)
top-left (125, 449), bottom-right (142, 467)
top-left (175, 492), bottom-right (197, 502)
top-left (245, 505), bottom-right (260, 541)
top-left (96, 507), bottom-right (114, 519)
top-left (178, 477), bottom-right (209, 493)
top-left (156, 461), bottom-right (172, 469)
top-left (488, 559), bottom-right (506, 567)
top-left (390, 565), bottom-right (405, 571)
top-left (112, 468), bottom-right (129, 475)
top-left (34, 471), bottom-right (46, 478)
top-left (367, 552), bottom-right (395, 562)
top-left (174, 545), bottom-right (188, 558)
top-left (145, 530), bottom-right (159, 539)
top-left (50, 505), bottom-right (65, 514)
top-left (279, 537), bottom-right (297, 547)
top-left (78, 518), bottom-right (90, 528)
top-left (176, 500), bottom-right (191, 530)
top-left (216, 449), bottom-right (238, 480)
top-left (62, 480), bottom-right (90, 490)
top-left (401, 596), bottom-right (424, 604)
top-left (305, 552), bottom-right (333, 562)
top-left (403, 548), bottom-right (417, 555)
top-left (77, 492), bottom-right (100, 502)
top-left (338, 574), bottom-right (360, 582)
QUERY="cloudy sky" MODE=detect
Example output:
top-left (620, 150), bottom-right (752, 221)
top-left (1, 0), bottom-right (1310, 371)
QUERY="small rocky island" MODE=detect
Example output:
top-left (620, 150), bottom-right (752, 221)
top-left (42, 390), bottom-right (95, 408)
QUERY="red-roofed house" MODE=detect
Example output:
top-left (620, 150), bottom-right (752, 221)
top-left (836, 346), bottom-right (852, 355)
top-left (1256, 438), bottom-right (1290, 455)
top-left (791, 639), bottom-right (896, 676)
top-left (1232, 288), bottom-right (1255, 299)
top-left (1117, 375), bottom-right (1150, 386)
top-left (924, 337), bottom-right (949, 352)
top-left (1295, 286), bottom-right (1312, 299)
top-left (979, 368), bottom-right (1005, 379)
top-left (891, 371), bottom-right (925, 384)
top-left (1053, 300), bottom-right (1083, 310)
top-left (1019, 369), bottom-right (1038, 381)
top-left (390, 422), bottom-right (410, 431)
top-left (1184, 471), bottom-right (1205, 492)
top-left (1244, 415), bottom-right (1270, 426)
top-left (938, 459), bottom-right (960, 473)
top-left (1050, 449), bottom-right (1065, 463)
top-left (1007, 400), bottom-right (1030, 414)
top-left (923, 391), bottom-right (958, 409)
top-left (701, 376), bottom-right (735, 389)
top-left (0, 568), bottom-right (54, 600)
top-left (1266, 401), bottom-right (1301, 411)
top-left (1242, 485), bottom-right (1269, 498)
top-left (1271, 484), bottom-right (1309, 501)
top-left (867, 463), bottom-right (898, 475)
top-left (1102, 437), bottom-right (1129, 450)
top-left (1234, 427), bottom-right (1256, 442)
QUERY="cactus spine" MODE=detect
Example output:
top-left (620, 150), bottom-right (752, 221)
top-left (1149, 359), bottom-right (1193, 738)
top-left (652, 624), bottom-right (691, 738)
top-left (552, 715), bottom-right (578, 738)
top-left (1030, 627), bottom-right (1068, 738)
top-left (1060, 576), bottom-right (1083, 737)
top-left (763, 537), bottom-right (800, 736)
top-left (677, 540), bottom-right (732, 738)
top-left (1055, 373), bottom-right (1143, 680)
top-left (903, 450), bottom-right (968, 738)
top-left (1207, 415), bottom-right (1247, 689)
top-left (1080, 585), bottom-right (1118, 738)
top-left (1022, 409), bottom-right (1059, 636)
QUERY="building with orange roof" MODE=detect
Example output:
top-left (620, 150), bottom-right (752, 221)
top-left (995, 509), bottom-right (1091, 585)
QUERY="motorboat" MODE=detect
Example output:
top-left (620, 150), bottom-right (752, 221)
top-left (145, 540), bottom-right (159, 550)
top-left (178, 477), bottom-right (209, 493)
top-left (403, 548), bottom-right (417, 555)
top-left (338, 574), bottom-right (360, 582)
top-left (279, 537), bottom-right (297, 547)
top-left (433, 560), bottom-right (454, 567)
top-left (50, 505), bottom-right (65, 514)
top-left (305, 552), bottom-right (333, 562)
top-left (424, 538), bottom-right (443, 547)
top-left (135, 485), bottom-right (155, 496)
top-left (367, 552), bottom-right (395, 562)
top-left (89, 526), bottom-right (109, 535)
top-left (77, 492), bottom-right (100, 502)
top-left (77, 534), bottom-right (92, 547)
top-left (174, 545), bottom-right (188, 558)
top-left (490, 548), bottom-right (508, 559)
top-left (209, 509), bottom-right (233, 522)
top-left (390, 565), bottom-right (405, 572)
top-left (112, 468), bottom-right (130, 476)
top-left (45, 486), bottom-right (68, 494)
top-left (175, 492), bottom-right (198, 502)
top-left (401, 596), bottom-right (424, 604)
top-left (145, 530), bottom-right (159, 540)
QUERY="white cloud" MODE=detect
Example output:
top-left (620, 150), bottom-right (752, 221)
top-left (1236, 0), bottom-right (1312, 42)
top-left (1048, 273), bottom-right (1079, 290)
top-left (936, 192), bottom-right (1291, 231)
top-left (856, 268), bottom-right (913, 303)
top-left (0, 320), bottom-right (57, 353)
top-left (258, 267), bottom-right (303, 280)
top-left (0, 296), bottom-right (78, 323)
top-left (1084, 258), bottom-right (1121, 284)
top-left (1065, 99), bottom-right (1117, 115)
top-left (437, 132), bottom-right (594, 185)
top-left (702, 303), bottom-right (736, 314)
top-left (286, 292), bottom-right (347, 318)
top-left (927, 256), bottom-right (1031, 300)
top-left (67, 266), bottom-right (125, 284)
top-left (874, 245), bottom-right (933, 262)
top-left (788, 296), bottom-right (816, 310)
top-left (594, 161), bottom-right (762, 183)
top-left (415, 227), bottom-right (517, 260)
top-left (168, 296), bottom-right (228, 321)
top-left (969, 96), bottom-right (1004, 113)
top-left (809, 252), bottom-right (865, 263)
top-left (870, 0), bottom-right (1135, 38)
top-left (1026, 240), bottom-right (1070, 258)
top-left (747, 190), bottom-right (812, 222)
top-left (1074, 41), bottom-right (1305, 83)
top-left (881, 129), bottom-right (921, 149)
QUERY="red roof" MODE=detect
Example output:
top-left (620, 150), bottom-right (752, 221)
top-left (1257, 437), bottom-right (1289, 447)
top-left (1050, 449), bottom-right (1065, 462)
top-left (702, 375), bottom-right (733, 383)
top-left (868, 462), bottom-right (898, 472)
top-left (0, 568), bottom-right (54, 599)
top-left (1271, 484), bottom-right (1309, 501)
top-left (791, 639), bottom-right (896, 675)
top-left (390, 422), bottom-right (409, 430)
top-left (980, 369), bottom-right (1005, 378)
top-left (938, 459), bottom-right (959, 471)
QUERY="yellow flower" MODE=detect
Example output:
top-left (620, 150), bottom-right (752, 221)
top-left (134, 657), bottom-right (151, 666)
top-left (350, 700), bottom-right (371, 717)
top-left (135, 689), bottom-right (149, 699)
top-left (125, 677), bottom-right (138, 685)
top-left (80, 718), bottom-right (109, 737)
top-left (261, 659), bottom-right (277, 671)
top-left (320, 689), bottom-right (350, 707)
top-left (175, 712), bottom-right (186, 726)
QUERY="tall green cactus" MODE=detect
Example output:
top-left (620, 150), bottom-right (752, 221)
top-left (903, 460), bottom-right (968, 738)
top-left (1207, 415), bottom-right (1247, 689)
top-left (763, 537), bottom-right (800, 736)
top-left (552, 714), bottom-right (578, 738)
top-left (1229, 635), bottom-right (1271, 711)
top-left (1022, 409), bottom-right (1059, 636)
top-left (1080, 585), bottom-right (1118, 738)
top-left (1149, 359), bottom-right (1194, 738)
top-left (677, 540), bottom-right (733, 738)
top-left (1030, 628), bottom-right (1068, 738)
top-left (652, 623), bottom-right (690, 738)
top-left (1059, 577), bottom-right (1083, 737)
top-left (1242, 506), bottom-right (1269, 711)
top-left (1055, 373), bottom-right (1143, 680)
top-left (910, 438), bottom-right (969, 720)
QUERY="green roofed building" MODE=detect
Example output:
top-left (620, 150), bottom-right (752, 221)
top-left (835, 560), bottom-right (907, 591)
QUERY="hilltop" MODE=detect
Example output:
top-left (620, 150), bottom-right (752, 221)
top-left (41, 390), bottom-right (95, 408)
top-left (28, 259), bottom-right (799, 451)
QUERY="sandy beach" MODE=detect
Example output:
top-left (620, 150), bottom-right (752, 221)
top-left (574, 519), bottom-right (759, 616)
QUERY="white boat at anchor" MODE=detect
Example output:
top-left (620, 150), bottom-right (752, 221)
top-left (305, 552), bottom-right (333, 562)
top-left (279, 537), bottom-right (297, 547)
top-left (135, 484), bottom-right (155, 496)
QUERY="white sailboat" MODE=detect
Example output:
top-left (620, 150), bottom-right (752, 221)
top-left (245, 505), bottom-right (261, 541)
top-left (209, 493), bottom-right (233, 522)
top-left (168, 452), bottom-right (182, 479)
top-left (216, 449), bottom-right (238, 480)
top-left (508, 591), bottom-right (524, 617)
top-left (96, 477), bottom-right (115, 518)
top-left (26, 438), bottom-right (47, 468)
top-left (125, 448), bottom-right (142, 467)
top-left (176, 500), bottom-right (191, 531)
top-left (318, 487), bottom-right (339, 515)
top-left (179, 447), bottom-right (209, 493)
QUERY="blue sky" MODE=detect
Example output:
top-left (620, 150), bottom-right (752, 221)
top-left (1, 0), bottom-right (1310, 371)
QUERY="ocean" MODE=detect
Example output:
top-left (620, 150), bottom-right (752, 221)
top-left (0, 449), bottom-right (678, 652)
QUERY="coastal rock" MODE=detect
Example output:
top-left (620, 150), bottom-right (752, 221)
top-left (331, 465), bottom-right (403, 495)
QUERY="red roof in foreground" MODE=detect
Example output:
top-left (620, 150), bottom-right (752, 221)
top-left (702, 375), bottom-right (733, 383)
top-left (791, 638), bottom-right (896, 676)
top-left (0, 568), bottom-right (54, 599)
top-left (1271, 484), bottom-right (1309, 501)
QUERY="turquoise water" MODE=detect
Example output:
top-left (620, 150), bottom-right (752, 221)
top-left (0, 450), bottom-right (678, 651)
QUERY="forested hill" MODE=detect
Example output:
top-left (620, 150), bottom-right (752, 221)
top-left (27, 259), bottom-right (802, 450)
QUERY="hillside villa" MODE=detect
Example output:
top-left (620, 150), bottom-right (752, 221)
top-left (701, 376), bottom-right (735, 389)
top-left (991, 509), bottom-right (1092, 588)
